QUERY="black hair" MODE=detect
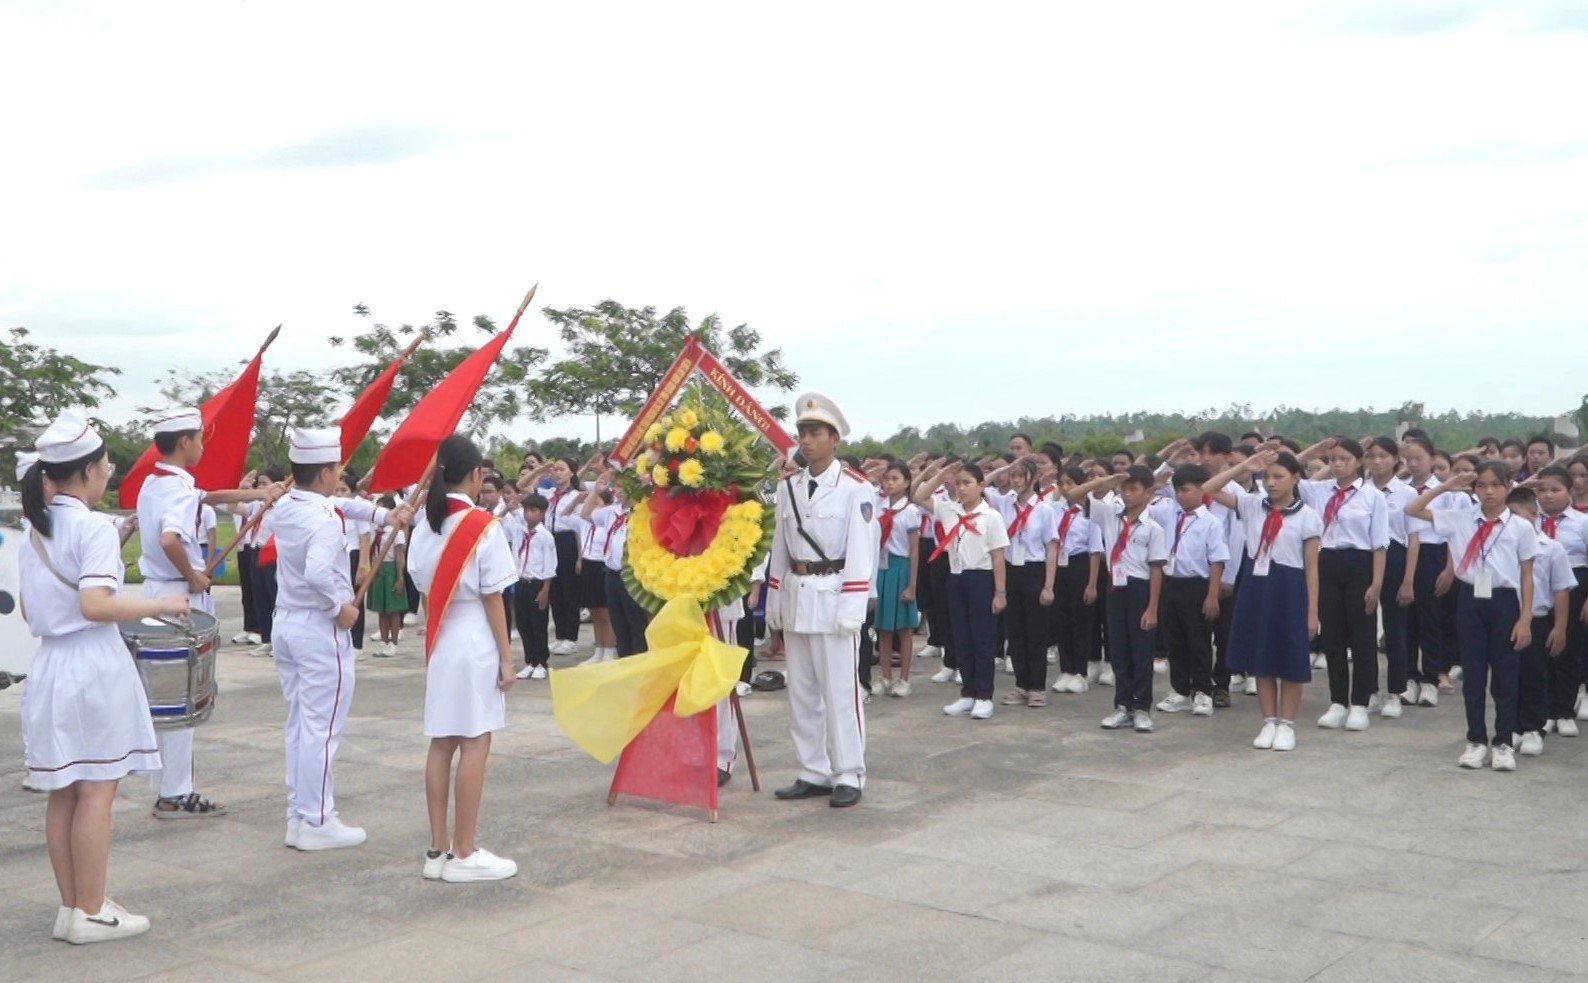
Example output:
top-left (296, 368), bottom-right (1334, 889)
top-left (1434, 450), bottom-right (1454, 467)
top-left (521, 492), bottom-right (548, 513)
top-left (1269, 452), bottom-right (1305, 478)
top-left (266, 467), bottom-right (286, 483)
top-left (1332, 437), bottom-right (1365, 460)
top-left (1062, 465), bottom-right (1088, 485)
top-left (1171, 463), bottom-right (1211, 489)
top-left (522, 452), bottom-right (543, 468)
top-left (1239, 431), bottom-right (1264, 444)
top-left (154, 429), bottom-right (199, 456)
top-left (1527, 435), bottom-right (1556, 455)
top-left (885, 461), bottom-right (913, 484)
top-left (1453, 452), bottom-right (1480, 469)
top-left (1403, 427), bottom-right (1430, 441)
top-left (340, 467), bottom-right (360, 489)
top-left (1197, 431), bottom-right (1233, 456)
top-left (1499, 438), bottom-right (1525, 453)
top-left (1506, 486), bottom-right (1538, 510)
top-left (428, 435), bottom-right (485, 532)
top-left (377, 493), bottom-right (397, 509)
top-left (596, 488), bottom-right (615, 506)
top-left (1367, 436), bottom-right (1399, 458)
top-left (1277, 438), bottom-right (1301, 454)
top-left (841, 455), bottom-right (862, 470)
top-left (481, 474), bottom-right (505, 492)
top-left (1477, 436), bottom-right (1500, 450)
top-left (1474, 460), bottom-right (1510, 485)
top-left (558, 456), bottom-right (580, 479)
top-left (291, 462), bottom-right (337, 487)
top-left (1403, 436), bottom-right (1435, 458)
top-left (959, 463), bottom-right (986, 484)
top-left (1110, 449), bottom-right (1133, 461)
top-left (1143, 454), bottom-right (1164, 469)
top-left (1535, 464), bottom-right (1571, 489)
top-left (1121, 465), bottom-right (1155, 490)
top-left (22, 445), bottom-right (109, 537)
top-left (1010, 432), bottom-right (1033, 447)
top-left (1040, 442), bottom-right (1065, 462)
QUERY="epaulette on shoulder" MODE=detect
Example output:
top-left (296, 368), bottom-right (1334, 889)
top-left (842, 467), bottom-right (868, 484)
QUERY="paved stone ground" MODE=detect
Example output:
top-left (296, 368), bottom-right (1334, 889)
top-left (3, 587), bottom-right (1587, 981)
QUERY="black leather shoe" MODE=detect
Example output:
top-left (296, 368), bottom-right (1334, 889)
top-left (717, 768), bottom-right (732, 788)
top-left (829, 785), bottom-right (862, 809)
top-left (774, 779), bottom-right (833, 800)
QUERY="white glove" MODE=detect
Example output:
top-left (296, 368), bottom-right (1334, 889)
top-left (765, 593), bottom-right (783, 631)
top-left (835, 619), bottom-right (863, 637)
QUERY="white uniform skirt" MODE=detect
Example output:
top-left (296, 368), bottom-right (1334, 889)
top-left (424, 597), bottom-right (506, 738)
top-left (23, 624), bottom-right (161, 790)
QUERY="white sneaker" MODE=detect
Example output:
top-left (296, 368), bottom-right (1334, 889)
top-left (1491, 745), bottom-right (1517, 772)
top-left (52, 905), bottom-right (70, 940)
top-left (1367, 693), bottom-right (1383, 714)
top-left (1099, 666), bottom-right (1116, 687)
top-left (943, 698), bottom-right (975, 717)
top-left (531, 666), bottom-right (548, 680)
top-left (1051, 673), bottom-right (1073, 693)
top-left (1003, 657), bottom-right (1016, 675)
top-left (1401, 683), bottom-right (1420, 706)
top-left (1047, 647), bottom-right (1058, 665)
top-left (1133, 710), bottom-right (1154, 733)
top-left (1579, 692), bottom-right (1588, 721)
top-left (441, 847), bottom-right (518, 883)
top-left (1558, 718), bottom-right (1580, 738)
top-left (954, 671), bottom-right (962, 684)
top-left (1419, 683), bottom-right (1439, 708)
top-left (1312, 652), bottom-right (1327, 669)
top-left (1100, 708), bottom-right (1132, 729)
top-left (1380, 696), bottom-right (1403, 719)
top-left (516, 665), bottom-right (536, 680)
top-left (1156, 693), bottom-right (1191, 713)
top-left (1229, 673), bottom-right (1246, 689)
top-left (920, 645), bottom-right (943, 659)
top-left (869, 680), bottom-right (884, 697)
top-left (230, 630), bottom-right (254, 645)
top-left (892, 680), bottom-right (912, 697)
top-left (1520, 731), bottom-right (1544, 756)
top-left (252, 642), bottom-right (273, 657)
top-left (1449, 665), bottom-right (1463, 682)
top-left (65, 901), bottom-right (150, 944)
top-left (422, 848), bottom-right (453, 880)
top-left (549, 640), bottom-right (572, 656)
top-left (1545, 719), bottom-right (1557, 734)
top-left (1345, 706), bottom-right (1371, 732)
top-left (285, 817), bottom-right (302, 849)
top-left (1253, 721), bottom-right (1277, 749)
top-left (971, 699), bottom-right (995, 720)
top-left (735, 681), bottom-right (752, 698)
top-left (1154, 659), bottom-right (1168, 675)
top-left (1087, 662), bottom-right (1103, 683)
top-left (577, 648), bottom-right (602, 666)
top-left (1458, 743), bottom-right (1489, 769)
top-left (1273, 721), bottom-right (1297, 752)
top-left (403, 613), bottom-right (417, 627)
top-left (1244, 676), bottom-right (1258, 696)
top-left (352, 646), bottom-right (364, 659)
top-left (1191, 694), bottom-right (1214, 717)
top-left (1068, 675), bottom-right (1090, 693)
top-left (930, 667), bottom-right (956, 684)
top-left (1318, 703), bottom-right (1349, 729)
top-left (294, 816), bottom-right (367, 851)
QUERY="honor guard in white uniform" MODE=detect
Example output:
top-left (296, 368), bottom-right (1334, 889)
top-left (767, 393), bottom-right (876, 808)
top-left (271, 428), bottom-right (406, 851)
top-left (137, 407), bottom-right (280, 819)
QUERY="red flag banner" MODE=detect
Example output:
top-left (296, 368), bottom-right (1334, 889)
top-left (119, 330), bottom-right (273, 510)
top-left (366, 286), bottom-right (536, 493)
top-left (339, 335), bottom-right (423, 464)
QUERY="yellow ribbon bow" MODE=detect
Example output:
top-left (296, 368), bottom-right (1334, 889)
top-left (550, 596), bottom-right (749, 764)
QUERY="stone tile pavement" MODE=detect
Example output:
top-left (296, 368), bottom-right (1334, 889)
top-left (2, 588), bottom-right (1586, 980)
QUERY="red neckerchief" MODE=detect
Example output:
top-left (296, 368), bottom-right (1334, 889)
top-left (1457, 516), bottom-right (1501, 576)
top-left (1057, 505), bottom-right (1079, 547)
top-left (1173, 509), bottom-right (1195, 554)
top-left (1006, 495), bottom-right (1040, 539)
top-left (1256, 498), bottom-right (1299, 563)
top-left (1323, 482), bottom-right (1358, 530)
top-left (928, 509), bottom-right (981, 564)
top-left (878, 500), bottom-right (908, 546)
top-left (1543, 512), bottom-right (1564, 540)
top-left (1109, 514), bottom-right (1136, 566)
top-left (603, 511), bottom-right (629, 553)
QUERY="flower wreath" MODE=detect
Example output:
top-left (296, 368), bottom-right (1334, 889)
top-left (618, 388), bottom-right (778, 615)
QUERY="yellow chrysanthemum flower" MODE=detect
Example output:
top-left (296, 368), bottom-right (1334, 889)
top-left (664, 428), bottom-right (690, 452)
top-left (698, 430), bottom-right (725, 455)
top-left (677, 408), bottom-right (699, 429)
top-left (677, 459), bottom-right (705, 487)
top-left (652, 464), bottom-right (671, 487)
top-left (644, 423), bottom-right (663, 443)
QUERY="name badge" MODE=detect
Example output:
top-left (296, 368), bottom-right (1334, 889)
top-left (1253, 553), bottom-right (1272, 578)
top-left (1475, 568), bottom-right (1493, 600)
top-left (1058, 550), bottom-right (1070, 568)
top-left (1111, 563), bottom-right (1128, 588)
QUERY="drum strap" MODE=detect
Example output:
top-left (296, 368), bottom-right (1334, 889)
top-left (28, 529), bottom-right (77, 592)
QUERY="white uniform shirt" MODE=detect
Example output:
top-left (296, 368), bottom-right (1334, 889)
top-left (1431, 504), bottom-right (1539, 590)
top-left (767, 462), bottom-right (878, 629)
top-left (1373, 477), bottom-right (1416, 547)
top-left (876, 498), bottom-right (924, 560)
top-left (1531, 531), bottom-right (1576, 617)
top-left (499, 510), bottom-right (525, 561)
top-left (137, 463), bottom-right (204, 582)
top-left (1299, 477), bottom-right (1389, 552)
top-left (1149, 500), bottom-right (1230, 580)
top-left (408, 494), bottom-right (518, 598)
top-left (200, 504), bottom-right (218, 549)
top-left (543, 486), bottom-right (581, 535)
top-left (1232, 487), bottom-right (1323, 570)
top-left (1540, 508), bottom-right (1588, 569)
top-left (21, 496), bottom-right (124, 638)
top-left (599, 508), bottom-right (631, 572)
top-left (1003, 494), bottom-right (1056, 567)
top-left (1404, 476), bottom-right (1465, 548)
top-left (1053, 503), bottom-right (1100, 564)
top-left (272, 490), bottom-right (388, 615)
top-left (518, 522), bottom-right (558, 581)
top-left (931, 499), bottom-right (1010, 575)
top-left (1087, 496), bottom-right (1168, 582)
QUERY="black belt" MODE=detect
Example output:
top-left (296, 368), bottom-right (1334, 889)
top-left (792, 560), bottom-right (846, 576)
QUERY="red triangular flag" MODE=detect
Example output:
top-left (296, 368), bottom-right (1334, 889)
top-left (120, 344), bottom-right (268, 510)
top-left (339, 340), bottom-right (420, 465)
top-left (366, 287), bottom-right (535, 493)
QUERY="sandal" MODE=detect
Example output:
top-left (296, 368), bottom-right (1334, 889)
top-left (153, 793), bottom-right (228, 820)
top-left (1026, 692), bottom-right (1048, 708)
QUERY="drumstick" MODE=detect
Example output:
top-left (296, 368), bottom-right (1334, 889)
top-left (352, 454), bottom-right (437, 606)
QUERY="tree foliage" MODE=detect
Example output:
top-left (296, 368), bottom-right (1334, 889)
top-left (527, 302), bottom-right (798, 423)
top-left (0, 326), bottom-right (122, 479)
top-left (151, 366), bottom-right (339, 473)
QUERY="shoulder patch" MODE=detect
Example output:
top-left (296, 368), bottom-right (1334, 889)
top-left (859, 502), bottom-right (873, 523)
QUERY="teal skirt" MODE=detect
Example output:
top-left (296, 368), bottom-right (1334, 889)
top-left (875, 552), bottom-right (920, 632)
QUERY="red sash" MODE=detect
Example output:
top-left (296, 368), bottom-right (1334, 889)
top-left (425, 500), bottom-right (497, 663)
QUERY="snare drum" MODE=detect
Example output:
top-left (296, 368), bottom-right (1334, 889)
top-left (0, 522), bottom-right (40, 679)
top-left (119, 611), bottom-right (220, 730)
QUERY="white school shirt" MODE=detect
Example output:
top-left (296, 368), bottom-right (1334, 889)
top-left (136, 462), bottom-right (204, 581)
top-left (876, 498), bottom-right (924, 559)
top-left (1430, 504), bottom-right (1538, 590)
top-left (1298, 477), bottom-right (1389, 552)
top-left (1053, 503), bottom-right (1097, 561)
top-left (498, 510), bottom-right (525, 560)
top-left (1004, 494), bottom-right (1057, 566)
top-left (273, 490), bottom-right (388, 615)
top-left (1540, 508), bottom-right (1588, 569)
top-left (932, 499), bottom-right (1010, 575)
top-left (571, 511), bottom-right (606, 563)
top-left (518, 522), bottom-right (559, 581)
top-left (342, 512), bottom-right (372, 555)
top-left (1402, 475), bottom-right (1457, 547)
top-left (1232, 487), bottom-right (1323, 570)
top-left (543, 486), bottom-right (581, 534)
top-left (1217, 498), bottom-right (1245, 587)
top-left (583, 504), bottom-right (623, 567)
top-left (1087, 496), bottom-right (1169, 581)
top-left (1148, 500), bottom-right (1230, 580)
top-left (601, 508), bottom-right (631, 572)
top-left (21, 496), bottom-right (125, 638)
top-left (371, 525), bottom-right (406, 562)
top-left (201, 503), bottom-right (217, 542)
top-left (1372, 477), bottom-right (1416, 547)
top-left (407, 494), bottom-right (518, 599)
top-left (1530, 531), bottom-right (1576, 618)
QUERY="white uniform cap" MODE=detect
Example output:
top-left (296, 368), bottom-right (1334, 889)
top-left (288, 427), bottom-right (342, 465)
top-left (152, 407), bottom-right (203, 435)
top-left (16, 450), bottom-right (39, 481)
top-left (793, 392), bottom-right (850, 439)
top-left (36, 409), bottom-right (105, 463)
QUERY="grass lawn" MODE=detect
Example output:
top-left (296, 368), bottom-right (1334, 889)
top-left (120, 516), bottom-right (243, 587)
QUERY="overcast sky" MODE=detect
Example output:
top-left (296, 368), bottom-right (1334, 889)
top-left (3, 1), bottom-right (1585, 444)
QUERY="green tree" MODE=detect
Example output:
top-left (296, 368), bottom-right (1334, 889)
top-left (527, 302), bottom-right (798, 437)
top-left (0, 326), bottom-right (122, 478)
